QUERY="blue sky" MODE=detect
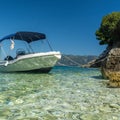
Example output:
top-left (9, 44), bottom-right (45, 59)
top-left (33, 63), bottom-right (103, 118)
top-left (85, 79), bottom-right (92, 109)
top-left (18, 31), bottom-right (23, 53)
top-left (0, 0), bottom-right (120, 55)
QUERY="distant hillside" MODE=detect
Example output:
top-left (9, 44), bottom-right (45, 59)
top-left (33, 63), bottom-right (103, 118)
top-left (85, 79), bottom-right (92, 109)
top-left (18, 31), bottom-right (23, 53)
top-left (56, 54), bottom-right (98, 66)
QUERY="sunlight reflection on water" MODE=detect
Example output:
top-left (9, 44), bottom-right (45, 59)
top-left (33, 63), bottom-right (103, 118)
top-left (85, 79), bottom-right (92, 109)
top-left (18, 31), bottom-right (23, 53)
top-left (0, 66), bottom-right (120, 120)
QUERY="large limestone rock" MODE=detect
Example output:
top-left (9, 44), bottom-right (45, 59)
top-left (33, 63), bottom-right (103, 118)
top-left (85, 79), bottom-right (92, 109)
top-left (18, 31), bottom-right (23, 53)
top-left (84, 46), bottom-right (111, 68)
top-left (101, 48), bottom-right (120, 87)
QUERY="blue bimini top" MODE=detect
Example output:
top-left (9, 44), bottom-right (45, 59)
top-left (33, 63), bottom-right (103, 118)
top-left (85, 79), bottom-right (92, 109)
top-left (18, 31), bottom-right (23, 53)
top-left (0, 31), bottom-right (46, 43)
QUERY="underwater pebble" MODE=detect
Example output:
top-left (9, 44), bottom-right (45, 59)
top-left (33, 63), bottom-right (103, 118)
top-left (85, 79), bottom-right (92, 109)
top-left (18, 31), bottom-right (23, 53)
top-left (15, 99), bottom-right (24, 104)
top-left (8, 101), bottom-right (14, 106)
top-left (0, 67), bottom-right (120, 119)
top-left (109, 104), bottom-right (120, 109)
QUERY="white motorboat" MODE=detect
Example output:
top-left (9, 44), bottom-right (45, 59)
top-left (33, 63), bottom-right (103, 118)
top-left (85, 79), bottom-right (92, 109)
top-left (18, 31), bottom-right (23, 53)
top-left (0, 31), bottom-right (61, 73)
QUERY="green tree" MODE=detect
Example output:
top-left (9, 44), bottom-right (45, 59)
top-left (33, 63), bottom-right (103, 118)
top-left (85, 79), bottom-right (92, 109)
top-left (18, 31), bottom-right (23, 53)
top-left (95, 12), bottom-right (120, 46)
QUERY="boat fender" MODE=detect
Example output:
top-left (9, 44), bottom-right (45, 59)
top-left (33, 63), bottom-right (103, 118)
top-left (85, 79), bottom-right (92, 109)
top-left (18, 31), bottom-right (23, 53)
top-left (5, 61), bottom-right (8, 66)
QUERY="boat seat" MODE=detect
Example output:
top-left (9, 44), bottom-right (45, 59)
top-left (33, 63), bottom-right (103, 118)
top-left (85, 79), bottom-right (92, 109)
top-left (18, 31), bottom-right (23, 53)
top-left (17, 51), bottom-right (26, 56)
top-left (4, 56), bottom-right (14, 61)
top-left (16, 48), bottom-right (26, 56)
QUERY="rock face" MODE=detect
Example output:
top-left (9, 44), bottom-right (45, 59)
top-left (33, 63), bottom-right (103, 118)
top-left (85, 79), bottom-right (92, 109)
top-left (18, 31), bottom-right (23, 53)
top-left (86, 46), bottom-right (111, 68)
top-left (88, 45), bottom-right (120, 88)
top-left (101, 48), bottom-right (120, 87)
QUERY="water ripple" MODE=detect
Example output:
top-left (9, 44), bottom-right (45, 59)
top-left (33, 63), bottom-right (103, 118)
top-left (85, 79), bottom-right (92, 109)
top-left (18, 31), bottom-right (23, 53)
top-left (0, 66), bottom-right (120, 120)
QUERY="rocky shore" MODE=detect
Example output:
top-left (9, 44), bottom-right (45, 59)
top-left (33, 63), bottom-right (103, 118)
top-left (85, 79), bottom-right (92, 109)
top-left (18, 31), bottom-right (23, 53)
top-left (87, 46), bottom-right (120, 88)
top-left (101, 48), bottom-right (120, 87)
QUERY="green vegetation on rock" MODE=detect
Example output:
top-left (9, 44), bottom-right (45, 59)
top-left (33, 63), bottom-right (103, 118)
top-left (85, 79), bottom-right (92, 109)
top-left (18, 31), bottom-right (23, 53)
top-left (95, 12), bottom-right (120, 45)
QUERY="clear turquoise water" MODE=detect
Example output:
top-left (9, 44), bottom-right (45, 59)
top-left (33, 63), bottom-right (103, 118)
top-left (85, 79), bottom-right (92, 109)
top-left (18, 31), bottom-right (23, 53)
top-left (0, 66), bottom-right (120, 120)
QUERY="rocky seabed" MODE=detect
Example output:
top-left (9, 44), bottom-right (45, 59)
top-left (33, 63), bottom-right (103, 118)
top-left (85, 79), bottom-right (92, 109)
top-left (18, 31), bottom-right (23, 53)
top-left (0, 67), bottom-right (120, 120)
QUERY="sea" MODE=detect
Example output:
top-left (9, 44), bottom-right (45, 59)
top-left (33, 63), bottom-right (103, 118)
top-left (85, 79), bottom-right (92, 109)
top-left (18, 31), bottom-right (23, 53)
top-left (0, 66), bottom-right (120, 120)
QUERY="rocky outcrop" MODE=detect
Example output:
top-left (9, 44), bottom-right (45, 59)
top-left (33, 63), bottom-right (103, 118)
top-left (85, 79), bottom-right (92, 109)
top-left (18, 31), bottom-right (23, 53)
top-left (85, 44), bottom-right (120, 88)
top-left (85, 46), bottom-right (111, 68)
top-left (101, 48), bottom-right (120, 87)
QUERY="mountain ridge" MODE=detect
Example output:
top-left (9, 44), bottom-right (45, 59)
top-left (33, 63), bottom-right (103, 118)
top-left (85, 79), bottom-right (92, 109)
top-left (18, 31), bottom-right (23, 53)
top-left (56, 54), bottom-right (98, 66)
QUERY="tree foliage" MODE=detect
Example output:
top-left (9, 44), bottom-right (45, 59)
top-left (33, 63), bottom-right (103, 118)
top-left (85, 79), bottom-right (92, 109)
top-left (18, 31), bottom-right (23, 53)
top-left (95, 12), bottom-right (120, 45)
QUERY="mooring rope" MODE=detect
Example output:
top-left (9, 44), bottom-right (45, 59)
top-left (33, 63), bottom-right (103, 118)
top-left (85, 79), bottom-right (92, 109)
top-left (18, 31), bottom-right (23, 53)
top-left (61, 54), bottom-right (82, 66)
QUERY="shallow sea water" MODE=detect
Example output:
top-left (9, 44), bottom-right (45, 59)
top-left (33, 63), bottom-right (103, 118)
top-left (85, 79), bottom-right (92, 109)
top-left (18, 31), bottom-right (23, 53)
top-left (0, 66), bottom-right (120, 120)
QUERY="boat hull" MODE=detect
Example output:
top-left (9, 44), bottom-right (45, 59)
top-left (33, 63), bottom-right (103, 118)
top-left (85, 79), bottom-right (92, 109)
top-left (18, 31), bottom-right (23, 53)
top-left (0, 51), bottom-right (61, 73)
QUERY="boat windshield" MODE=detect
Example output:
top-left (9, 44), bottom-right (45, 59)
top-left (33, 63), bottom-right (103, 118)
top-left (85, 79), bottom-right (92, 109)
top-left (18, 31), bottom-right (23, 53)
top-left (0, 32), bottom-right (53, 61)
